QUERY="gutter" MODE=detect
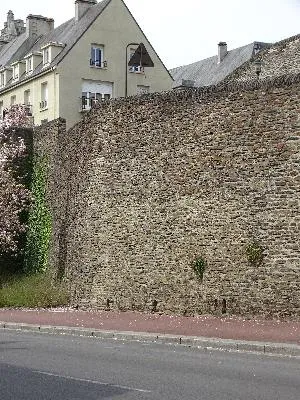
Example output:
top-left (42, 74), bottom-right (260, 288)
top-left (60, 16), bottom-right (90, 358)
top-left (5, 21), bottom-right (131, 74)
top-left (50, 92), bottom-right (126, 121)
top-left (0, 66), bottom-right (57, 95)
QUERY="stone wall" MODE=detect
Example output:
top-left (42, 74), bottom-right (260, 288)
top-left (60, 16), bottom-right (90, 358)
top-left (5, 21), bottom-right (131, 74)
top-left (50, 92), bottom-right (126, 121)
top-left (38, 76), bottom-right (300, 319)
top-left (226, 34), bottom-right (300, 83)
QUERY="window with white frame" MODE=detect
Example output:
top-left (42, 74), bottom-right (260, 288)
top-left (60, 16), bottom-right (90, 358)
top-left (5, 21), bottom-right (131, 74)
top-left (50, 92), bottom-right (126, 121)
top-left (129, 48), bottom-right (144, 73)
top-left (0, 72), bottom-right (4, 87)
top-left (90, 45), bottom-right (106, 68)
top-left (12, 65), bottom-right (19, 80)
top-left (24, 89), bottom-right (31, 105)
top-left (81, 80), bottom-right (113, 110)
top-left (40, 82), bottom-right (48, 109)
top-left (26, 57), bottom-right (33, 73)
top-left (10, 95), bottom-right (16, 105)
top-left (43, 48), bottom-right (50, 65)
top-left (0, 101), bottom-right (3, 119)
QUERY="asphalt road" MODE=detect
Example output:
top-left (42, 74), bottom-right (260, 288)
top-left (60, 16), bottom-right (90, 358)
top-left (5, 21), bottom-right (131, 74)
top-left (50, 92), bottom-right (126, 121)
top-left (0, 330), bottom-right (299, 400)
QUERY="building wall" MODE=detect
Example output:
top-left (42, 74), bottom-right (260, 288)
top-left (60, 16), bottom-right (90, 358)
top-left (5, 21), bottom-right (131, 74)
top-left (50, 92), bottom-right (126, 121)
top-left (35, 75), bottom-right (300, 320)
top-left (0, 70), bottom-right (59, 125)
top-left (58, 0), bottom-right (173, 128)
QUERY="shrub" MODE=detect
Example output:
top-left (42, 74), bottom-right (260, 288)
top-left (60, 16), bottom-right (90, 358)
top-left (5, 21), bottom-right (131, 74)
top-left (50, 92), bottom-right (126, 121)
top-left (0, 273), bottom-right (69, 308)
top-left (245, 241), bottom-right (264, 267)
top-left (192, 256), bottom-right (207, 281)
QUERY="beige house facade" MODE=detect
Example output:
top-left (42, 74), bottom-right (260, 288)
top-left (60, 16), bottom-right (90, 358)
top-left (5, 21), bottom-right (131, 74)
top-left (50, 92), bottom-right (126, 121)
top-left (0, 0), bottom-right (173, 128)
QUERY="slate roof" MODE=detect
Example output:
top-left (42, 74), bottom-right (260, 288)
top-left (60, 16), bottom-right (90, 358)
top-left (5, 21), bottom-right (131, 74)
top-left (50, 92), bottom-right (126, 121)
top-left (0, 0), bottom-right (112, 91)
top-left (170, 42), bottom-right (270, 88)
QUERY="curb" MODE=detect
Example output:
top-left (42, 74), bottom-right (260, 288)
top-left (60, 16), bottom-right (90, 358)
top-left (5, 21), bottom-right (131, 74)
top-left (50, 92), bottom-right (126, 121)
top-left (1, 321), bottom-right (300, 358)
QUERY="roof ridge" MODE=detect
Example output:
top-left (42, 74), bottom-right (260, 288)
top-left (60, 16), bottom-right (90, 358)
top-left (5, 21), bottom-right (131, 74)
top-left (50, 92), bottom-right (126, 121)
top-left (170, 42), bottom-right (259, 72)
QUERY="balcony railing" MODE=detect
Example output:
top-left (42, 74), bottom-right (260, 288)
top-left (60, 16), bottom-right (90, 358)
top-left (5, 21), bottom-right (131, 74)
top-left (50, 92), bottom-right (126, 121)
top-left (23, 104), bottom-right (33, 116)
top-left (81, 95), bottom-right (111, 111)
top-left (89, 59), bottom-right (108, 68)
top-left (129, 65), bottom-right (144, 73)
top-left (39, 100), bottom-right (48, 110)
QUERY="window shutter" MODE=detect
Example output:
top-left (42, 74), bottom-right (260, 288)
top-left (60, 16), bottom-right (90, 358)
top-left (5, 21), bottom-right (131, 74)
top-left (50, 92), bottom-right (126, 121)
top-left (91, 47), bottom-right (95, 65)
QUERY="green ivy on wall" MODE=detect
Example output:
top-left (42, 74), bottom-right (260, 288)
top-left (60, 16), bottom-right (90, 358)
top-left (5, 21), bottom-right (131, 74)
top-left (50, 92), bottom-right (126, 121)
top-left (192, 256), bottom-right (207, 281)
top-left (24, 156), bottom-right (52, 274)
top-left (245, 241), bottom-right (264, 267)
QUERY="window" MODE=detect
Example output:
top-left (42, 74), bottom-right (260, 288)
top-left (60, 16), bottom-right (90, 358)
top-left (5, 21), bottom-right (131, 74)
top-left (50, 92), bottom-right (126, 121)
top-left (0, 72), bottom-right (4, 87)
top-left (90, 45), bottom-right (105, 68)
top-left (26, 57), bottom-right (33, 73)
top-left (24, 90), bottom-right (31, 105)
top-left (137, 85), bottom-right (150, 95)
top-left (129, 48), bottom-right (144, 73)
top-left (11, 95), bottom-right (16, 105)
top-left (0, 101), bottom-right (3, 119)
top-left (40, 82), bottom-right (48, 109)
top-left (81, 80), bottom-right (113, 110)
top-left (12, 65), bottom-right (19, 80)
top-left (43, 48), bottom-right (50, 65)
top-left (81, 92), bottom-right (111, 109)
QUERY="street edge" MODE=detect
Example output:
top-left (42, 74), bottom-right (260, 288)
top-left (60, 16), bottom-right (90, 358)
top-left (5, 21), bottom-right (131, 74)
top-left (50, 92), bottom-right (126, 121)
top-left (1, 321), bottom-right (300, 357)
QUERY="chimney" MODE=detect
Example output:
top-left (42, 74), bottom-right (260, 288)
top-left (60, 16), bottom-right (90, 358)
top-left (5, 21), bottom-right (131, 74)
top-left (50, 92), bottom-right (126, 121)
top-left (26, 15), bottom-right (54, 39)
top-left (218, 42), bottom-right (227, 63)
top-left (75, 0), bottom-right (97, 22)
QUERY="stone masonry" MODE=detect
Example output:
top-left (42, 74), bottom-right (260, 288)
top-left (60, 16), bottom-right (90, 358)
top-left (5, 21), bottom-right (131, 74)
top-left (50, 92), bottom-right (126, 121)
top-left (35, 75), bottom-right (300, 320)
top-left (226, 34), bottom-right (300, 83)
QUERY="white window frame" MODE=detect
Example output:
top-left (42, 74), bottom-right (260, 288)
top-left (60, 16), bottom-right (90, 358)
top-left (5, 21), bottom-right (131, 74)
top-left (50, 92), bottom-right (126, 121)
top-left (90, 45), bottom-right (106, 68)
top-left (12, 65), bottom-right (19, 81)
top-left (0, 101), bottom-right (3, 119)
top-left (40, 82), bottom-right (48, 110)
top-left (24, 89), bottom-right (31, 106)
top-left (26, 57), bottom-right (33, 73)
top-left (43, 48), bottom-right (50, 66)
top-left (129, 48), bottom-right (145, 74)
top-left (81, 91), bottom-right (111, 110)
top-left (0, 72), bottom-right (4, 87)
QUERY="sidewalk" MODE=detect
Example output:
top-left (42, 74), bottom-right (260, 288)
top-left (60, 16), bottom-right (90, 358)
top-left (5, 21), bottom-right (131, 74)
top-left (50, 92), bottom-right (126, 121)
top-left (1, 308), bottom-right (300, 355)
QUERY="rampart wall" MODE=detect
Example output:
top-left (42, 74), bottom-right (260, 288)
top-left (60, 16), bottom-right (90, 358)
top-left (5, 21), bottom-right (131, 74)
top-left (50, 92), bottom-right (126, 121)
top-left (35, 75), bottom-right (300, 319)
top-left (226, 35), bottom-right (300, 83)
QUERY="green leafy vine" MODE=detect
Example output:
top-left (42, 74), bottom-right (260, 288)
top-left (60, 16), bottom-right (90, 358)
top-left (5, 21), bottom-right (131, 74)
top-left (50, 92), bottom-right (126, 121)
top-left (24, 156), bottom-right (52, 274)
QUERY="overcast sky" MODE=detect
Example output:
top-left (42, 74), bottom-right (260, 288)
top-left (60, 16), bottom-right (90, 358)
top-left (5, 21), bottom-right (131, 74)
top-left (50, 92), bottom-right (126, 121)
top-left (1, 0), bottom-right (300, 68)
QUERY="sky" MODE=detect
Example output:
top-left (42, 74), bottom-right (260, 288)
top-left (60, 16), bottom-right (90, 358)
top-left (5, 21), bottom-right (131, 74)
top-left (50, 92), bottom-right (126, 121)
top-left (1, 0), bottom-right (300, 69)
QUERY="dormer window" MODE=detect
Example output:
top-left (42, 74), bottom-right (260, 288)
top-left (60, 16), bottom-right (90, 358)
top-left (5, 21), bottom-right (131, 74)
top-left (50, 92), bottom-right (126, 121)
top-left (0, 72), bottom-right (5, 88)
top-left (24, 51), bottom-right (43, 73)
top-left (90, 44), bottom-right (106, 68)
top-left (41, 42), bottom-right (64, 67)
top-left (43, 48), bottom-right (50, 65)
top-left (26, 57), bottom-right (33, 73)
top-left (12, 64), bottom-right (19, 80)
top-left (0, 68), bottom-right (12, 87)
top-left (11, 61), bottom-right (25, 82)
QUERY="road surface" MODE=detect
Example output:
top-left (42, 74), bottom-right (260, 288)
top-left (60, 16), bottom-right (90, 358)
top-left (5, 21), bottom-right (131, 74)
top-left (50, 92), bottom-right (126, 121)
top-left (0, 330), bottom-right (299, 399)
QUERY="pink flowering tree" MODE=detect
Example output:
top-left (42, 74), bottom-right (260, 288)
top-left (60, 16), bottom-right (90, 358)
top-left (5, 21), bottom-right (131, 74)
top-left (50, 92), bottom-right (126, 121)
top-left (0, 105), bottom-right (33, 258)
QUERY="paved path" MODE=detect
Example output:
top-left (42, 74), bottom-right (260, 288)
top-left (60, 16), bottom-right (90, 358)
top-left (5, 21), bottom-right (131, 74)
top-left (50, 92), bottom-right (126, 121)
top-left (0, 308), bottom-right (299, 345)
